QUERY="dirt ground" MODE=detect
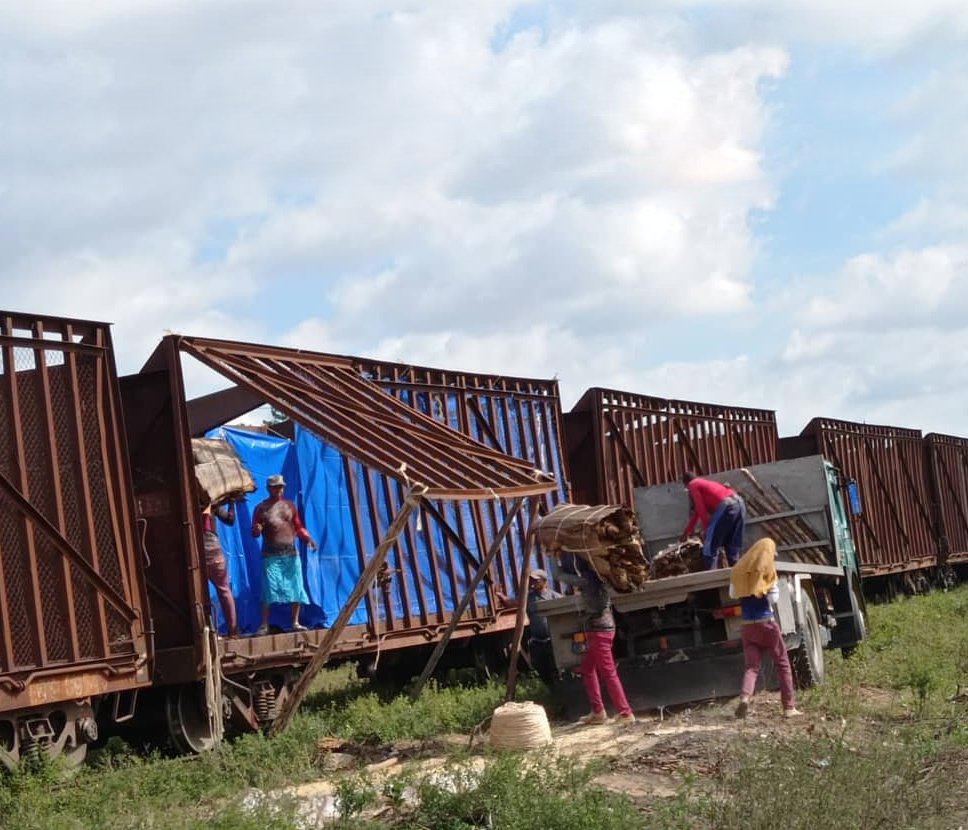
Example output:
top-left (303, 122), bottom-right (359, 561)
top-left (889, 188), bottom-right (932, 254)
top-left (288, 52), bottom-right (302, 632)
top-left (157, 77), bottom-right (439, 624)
top-left (553, 690), bottom-right (819, 805)
top-left (266, 689), bottom-right (822, 823)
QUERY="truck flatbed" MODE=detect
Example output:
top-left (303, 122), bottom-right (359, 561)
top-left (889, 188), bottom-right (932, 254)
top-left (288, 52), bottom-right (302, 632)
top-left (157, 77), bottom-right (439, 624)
top-left (539, 560), bottom-right (845, 616)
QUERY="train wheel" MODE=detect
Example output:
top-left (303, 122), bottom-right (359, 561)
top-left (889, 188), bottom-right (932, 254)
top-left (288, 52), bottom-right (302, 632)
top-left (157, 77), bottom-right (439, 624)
top-left (164, 684), bottom-right (217, 754)
top-left (791, 598), bottom-right (825, 689)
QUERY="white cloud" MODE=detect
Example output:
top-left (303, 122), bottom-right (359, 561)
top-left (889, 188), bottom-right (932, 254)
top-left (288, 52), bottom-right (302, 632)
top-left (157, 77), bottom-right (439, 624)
top-left (798, 246), bottom-right (968, 330)
top-left (6, 1), bottom-right (968, 447)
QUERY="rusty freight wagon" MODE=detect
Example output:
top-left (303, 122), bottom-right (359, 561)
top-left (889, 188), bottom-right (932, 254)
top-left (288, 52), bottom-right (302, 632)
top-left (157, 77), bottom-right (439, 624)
top-left (779, 418), bottom-right (939, 581)
top-left (0, 312), bottom-right (151, 769)
top-left (924, 433), bottom-right (968, 566)
top-left (564, 387), bottom-right (778, 507)
top-left (124, 334), bottom-right (564, 750)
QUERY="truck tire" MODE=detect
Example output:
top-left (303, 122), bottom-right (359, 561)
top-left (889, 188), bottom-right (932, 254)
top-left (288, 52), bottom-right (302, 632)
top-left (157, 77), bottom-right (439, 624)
top-left (790, 597), bottom-right (825, 689)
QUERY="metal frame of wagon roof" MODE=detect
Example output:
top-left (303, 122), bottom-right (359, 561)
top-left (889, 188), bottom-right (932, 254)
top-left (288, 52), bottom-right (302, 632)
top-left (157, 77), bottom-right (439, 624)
top-left (143, 333), bottom-right (557, 732)
top-left (154, 334), bottom-right (558, 502)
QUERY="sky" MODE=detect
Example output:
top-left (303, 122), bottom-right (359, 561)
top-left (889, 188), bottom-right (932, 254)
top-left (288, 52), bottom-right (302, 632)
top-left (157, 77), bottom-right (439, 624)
top-left (3, 1), bottom-right (968, 437)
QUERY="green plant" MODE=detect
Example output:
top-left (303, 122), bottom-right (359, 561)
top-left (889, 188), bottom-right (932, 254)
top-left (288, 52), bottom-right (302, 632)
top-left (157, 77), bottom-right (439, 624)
top-left (402, 753), bottom-right (641, 830)
top-left (335, 774), bottom-right (377, 819)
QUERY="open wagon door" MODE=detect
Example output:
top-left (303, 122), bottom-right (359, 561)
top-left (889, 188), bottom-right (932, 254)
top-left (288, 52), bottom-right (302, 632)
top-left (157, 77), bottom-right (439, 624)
top-left (0, 312), bottom-right (150, 766)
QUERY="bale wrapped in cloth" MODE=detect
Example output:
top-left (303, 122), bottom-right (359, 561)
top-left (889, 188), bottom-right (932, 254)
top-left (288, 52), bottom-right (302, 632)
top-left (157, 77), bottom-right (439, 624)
top-left (533, 503), bottom-right (650, 592)
top-left (192, 437), bottom-right (257, 505)
top-left (650, 538), bottom-right (706, 579)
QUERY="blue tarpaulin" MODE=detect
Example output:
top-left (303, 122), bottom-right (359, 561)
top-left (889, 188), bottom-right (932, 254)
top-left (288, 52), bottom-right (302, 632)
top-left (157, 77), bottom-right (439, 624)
top-left (203, 387), bottom-right (566, 636)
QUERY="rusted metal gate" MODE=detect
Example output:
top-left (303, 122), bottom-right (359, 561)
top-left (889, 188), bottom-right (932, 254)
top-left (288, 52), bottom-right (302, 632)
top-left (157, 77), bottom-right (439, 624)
top-left (348, 358), bottom-right (569, 630)
top-left (0, 312), bottom-right (149, 711)
top-left (779, 418), bottom-right (938, 576)
top-left (924, 433), bottom-right (968, 564)
top-left (136, 336), bottom-right (565, 680)
top-left (564, 387), bottom-right (778, 507)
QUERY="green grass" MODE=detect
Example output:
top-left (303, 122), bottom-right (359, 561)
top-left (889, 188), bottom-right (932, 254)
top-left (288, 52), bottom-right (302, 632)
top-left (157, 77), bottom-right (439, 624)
top-left (0, 673), bottom-right (553, 829)
top-left (650, 584), bottom-right (968, 830)
top-left (316, 753), bottom-right (641, 830)
top-left (7, 586), bottom-right (968, 828)
top-left (804, 586), bottom-right (968, 719)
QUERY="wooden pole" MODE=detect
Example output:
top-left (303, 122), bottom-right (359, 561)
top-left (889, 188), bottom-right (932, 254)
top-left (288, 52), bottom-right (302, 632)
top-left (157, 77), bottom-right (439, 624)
top-left (269, 486), bottom-right (424, 735)
top-left (409, 496), bottom-right (527, 700)
top-left (504, 498), bottom-right (540, 701)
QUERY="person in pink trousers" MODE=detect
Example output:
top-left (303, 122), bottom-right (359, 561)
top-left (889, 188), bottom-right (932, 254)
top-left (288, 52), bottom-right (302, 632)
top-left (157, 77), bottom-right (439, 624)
top-left (551, 552), bottom-right (635, 726)
top-left (730, 538), bottom-right (802, 718)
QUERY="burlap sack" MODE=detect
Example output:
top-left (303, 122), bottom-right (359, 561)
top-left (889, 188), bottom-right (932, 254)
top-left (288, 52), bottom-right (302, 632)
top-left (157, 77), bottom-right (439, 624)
top-left (191, 438), bottom-right (256, 505)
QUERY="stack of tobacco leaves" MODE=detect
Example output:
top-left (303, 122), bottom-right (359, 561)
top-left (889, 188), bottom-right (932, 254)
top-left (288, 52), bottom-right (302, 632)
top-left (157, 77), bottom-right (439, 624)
top-left (192, 437), bottom-right (256, 505)
top-left (650, 538), bottom-right (706, 579)
top-left (534, 503), bottom-right (650, 592)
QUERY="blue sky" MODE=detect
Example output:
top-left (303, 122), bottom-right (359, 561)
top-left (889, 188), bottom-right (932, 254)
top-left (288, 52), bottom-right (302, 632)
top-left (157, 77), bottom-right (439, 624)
top-left (2, 1), bottom-right (968, 436)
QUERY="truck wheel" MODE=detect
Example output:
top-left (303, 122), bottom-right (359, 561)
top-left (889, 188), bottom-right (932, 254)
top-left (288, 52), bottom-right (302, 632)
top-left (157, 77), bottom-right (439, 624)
top-left (790, 598), bottom-right (825, 689)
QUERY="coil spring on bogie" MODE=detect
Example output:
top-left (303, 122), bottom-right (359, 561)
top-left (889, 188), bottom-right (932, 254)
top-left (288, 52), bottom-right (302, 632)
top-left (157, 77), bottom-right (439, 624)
top-left (254, 684), bottom-right (276, 724)
top-left (20, 735), bottom-right (46, 769)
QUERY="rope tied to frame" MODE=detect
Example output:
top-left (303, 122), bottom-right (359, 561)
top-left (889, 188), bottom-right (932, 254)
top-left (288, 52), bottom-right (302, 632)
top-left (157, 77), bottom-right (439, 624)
top-left (398, 466), bottom-right (429, 529)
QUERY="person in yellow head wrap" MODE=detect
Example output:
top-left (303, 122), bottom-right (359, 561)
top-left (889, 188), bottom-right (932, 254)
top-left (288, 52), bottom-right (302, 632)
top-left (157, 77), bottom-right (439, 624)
top-left (729, 538), bottom-right (801, 719)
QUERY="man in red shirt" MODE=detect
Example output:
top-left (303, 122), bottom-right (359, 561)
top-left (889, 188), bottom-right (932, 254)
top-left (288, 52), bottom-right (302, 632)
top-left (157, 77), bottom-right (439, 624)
top-left (679, 472), bottom-right (747, 569)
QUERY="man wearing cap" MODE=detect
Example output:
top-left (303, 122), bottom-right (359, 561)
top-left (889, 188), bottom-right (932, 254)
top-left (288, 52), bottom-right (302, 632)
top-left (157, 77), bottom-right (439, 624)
top-left (497, 569), bottom-right (561, 686)
top-left (525, 569), bottom-right (562, 686)
top-left (251, 474), bottom-right (317, 635)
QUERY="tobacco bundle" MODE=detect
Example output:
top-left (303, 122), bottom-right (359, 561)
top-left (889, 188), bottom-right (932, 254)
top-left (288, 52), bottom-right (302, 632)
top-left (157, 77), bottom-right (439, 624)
top-left (192, 437), bottom-right (256, 505)
top-left (650, 539), bottom-right (706, 579)
top-left (534, 503), bottom-right (650, 592)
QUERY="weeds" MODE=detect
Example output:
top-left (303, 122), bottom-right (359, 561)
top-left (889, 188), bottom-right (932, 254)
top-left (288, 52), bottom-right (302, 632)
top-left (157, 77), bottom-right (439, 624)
top-left (8, 587), bottom-right (968, 828)
top-left (391, 753), bottom-right (640, 830)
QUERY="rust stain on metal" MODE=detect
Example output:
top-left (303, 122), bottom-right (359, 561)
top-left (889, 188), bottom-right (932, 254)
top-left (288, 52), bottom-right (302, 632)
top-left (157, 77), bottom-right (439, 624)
top-left (565, 387), bottom-right (778, 507)
top-left (177, 335), bottom-right (557, 501)
top-left (924, 433), bottom-right (968, 564)
top-left (780, 418), bottom-right (939, 577)
top-left (0, 311), bottom-right (150, 711)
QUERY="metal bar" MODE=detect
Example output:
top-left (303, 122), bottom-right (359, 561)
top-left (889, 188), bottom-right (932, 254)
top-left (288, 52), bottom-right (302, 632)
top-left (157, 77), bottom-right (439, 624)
top-left (90, 330), bottom-right (117, 649)
top-left (420, 501), bottom-right (450, 624)
top-left (0, 468), bottom-right (136, 621)
top-left (418, 500), bottom-right (483, 570)
top-left (268, 489), bottom-right (423, 735)
top-left (341, 455), bottom-right (379, 639)
top-left (467, 396), bottom-right (507, 454)
top-left (505, 499), bottom-right (539, 702)
top-left (359, 468), bottom-right (395, 631)
top-left (33, 323), bottom-right (80, 662)
top-left (0, 335), bottom-right (106, 355)
top-left (2, 329), bottom-right (48, 665)
top-left (409, 496), bottom-right (527, 699)
top-left (63, 325), bottom-right (112, 655)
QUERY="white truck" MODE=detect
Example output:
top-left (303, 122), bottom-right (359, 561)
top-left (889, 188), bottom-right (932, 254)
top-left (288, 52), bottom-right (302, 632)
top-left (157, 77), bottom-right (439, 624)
top-left (537, 455), bottom-right (868, 712)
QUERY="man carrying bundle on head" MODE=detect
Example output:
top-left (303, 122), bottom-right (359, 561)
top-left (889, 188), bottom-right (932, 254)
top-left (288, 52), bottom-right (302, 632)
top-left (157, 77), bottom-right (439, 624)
top-left (679, 472), bottom-right (747, 569)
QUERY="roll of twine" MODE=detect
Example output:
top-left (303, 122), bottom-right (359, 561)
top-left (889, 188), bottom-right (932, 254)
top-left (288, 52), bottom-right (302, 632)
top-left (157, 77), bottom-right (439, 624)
top-left (488, 701), bottom-right (553, 750)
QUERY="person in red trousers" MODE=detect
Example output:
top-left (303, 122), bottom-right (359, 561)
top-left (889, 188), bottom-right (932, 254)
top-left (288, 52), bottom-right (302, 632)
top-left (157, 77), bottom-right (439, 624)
top-left (551, 552), bottom-right (635, 726)
top-left (730, 538), bottom-right (802, 718)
